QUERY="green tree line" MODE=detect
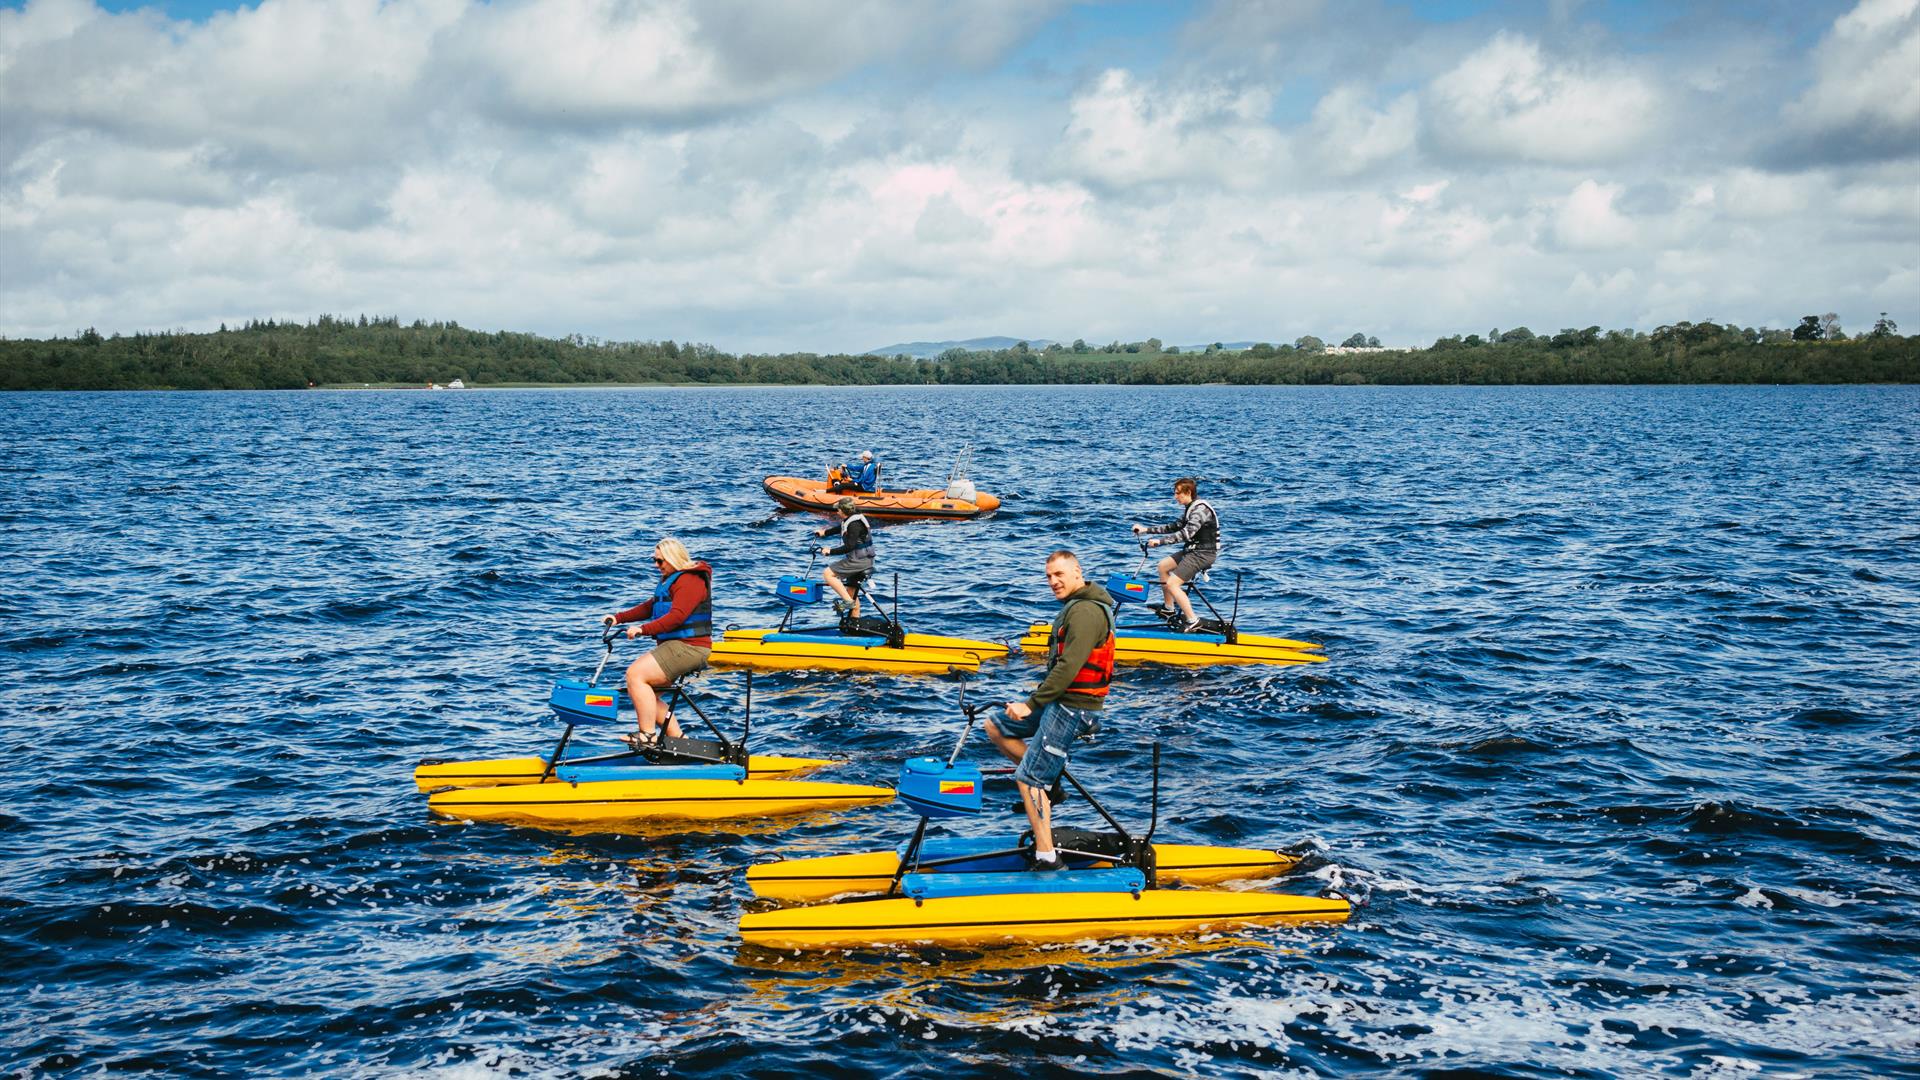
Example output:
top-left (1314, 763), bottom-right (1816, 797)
top-left (1, 313), bottom-right (1913, 390)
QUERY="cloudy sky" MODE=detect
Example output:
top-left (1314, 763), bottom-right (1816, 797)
top-left (2, 0), bottom-right (1915, 352)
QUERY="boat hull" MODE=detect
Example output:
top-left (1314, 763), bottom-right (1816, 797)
top-left (1019, 624), bottom-right (1327, 667)
top-left (426, 777), bottom-right (894, 825)
top-left (763, 476), bottom-right (1000, 521)
top-left (738, 888), bottom-right (1350, 949)
top-left (747, 840), bottom-right (1302, 903)
top-left (411, 753), bottom-right (833, 793)
top-left (711, 627), bottom-right (1007, 676)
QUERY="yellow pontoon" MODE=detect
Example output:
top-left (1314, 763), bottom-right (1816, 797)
top-left (711, 626), bottom-right (1005, 676)
top-left (413, 751), bottom-right (832, 792)
top-left (428, 768), bottom-right (893, 826)
top-left (740, 883), bottom-right (1348, 950)
top-left (747, 831), bottom-right (1303, 904)
top-left (1017, 624), bottom-right (1325, 667)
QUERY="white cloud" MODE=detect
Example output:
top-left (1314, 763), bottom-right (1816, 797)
top-left (913, 193), bottom-right (990, 245)
top-left (1716, 169), bottom-right (1820, 220)
top-left (1775, 0), bottom-right (1920, 162)
top-left (1177, 0), bottom-right (1329, 67)
top-left (0, 0), bottom-right (1911, 352)
top-left (1569, 267), bottom-right (1638, 303)
top-left (1552, 179), bottom-right (1635, 250)
top-left (1831, 176), bottom-right (1920, 222)
top-left (441, 0), bottom-right (1062, 128)
top-left (1308, 87), bottom-right (1417, 177)
top-left (1057, 69), bottom-right (1286, 192)
top-left (1422, 33), bottom-right (1658, 164)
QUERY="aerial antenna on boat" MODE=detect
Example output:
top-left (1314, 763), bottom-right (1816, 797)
top-left (945, 445), bottom-right (976, 502)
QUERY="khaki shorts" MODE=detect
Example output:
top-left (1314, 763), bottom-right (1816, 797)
top-left (650, 639), bottom-right (711, 682)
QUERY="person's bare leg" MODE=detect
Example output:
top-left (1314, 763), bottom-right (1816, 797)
top-left (1021, 781), bottom-right (1053, 857)
top-left (633, 653), bottom-right (685, 738)
top-left (986, 719), bottom-right (1027, 765)
top-left (624, 655), bottom-right (658, 737)
top-left (1167, 572), bottom-right (1196, 624)
top-left (824, 568), bottom-right (852, 604)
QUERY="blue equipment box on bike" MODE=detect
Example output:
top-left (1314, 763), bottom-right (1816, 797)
top-left (774, 575), bottom-right (826, 607)
top-left (1105, 574), bottom-right (1154, 605)
top-left (897, 756), bottom-right (985, 818)
top-left (549, 678), bottom-right (623, 724)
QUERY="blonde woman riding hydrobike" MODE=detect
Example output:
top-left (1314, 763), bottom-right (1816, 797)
top-left (601, 538), bottom-right (712, 750)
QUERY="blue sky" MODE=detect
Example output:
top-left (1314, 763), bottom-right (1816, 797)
top-left (2, 0), bottom-right (1913, 351)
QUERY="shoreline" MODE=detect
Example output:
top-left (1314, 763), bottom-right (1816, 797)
top-left (7, 381), bottom-right (1918, 394)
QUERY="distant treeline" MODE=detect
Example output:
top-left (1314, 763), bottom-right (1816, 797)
top-left (2, 314), bottom-right (1914, 390)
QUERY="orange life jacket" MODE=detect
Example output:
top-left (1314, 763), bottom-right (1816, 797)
top-left (1049, 597), bottom-right (1117, 697)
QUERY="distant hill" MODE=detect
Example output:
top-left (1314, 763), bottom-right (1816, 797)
top-left (864, 336), bottom-right (1057, 359)
top-left (1173, 341), bottom-right (1259, 353)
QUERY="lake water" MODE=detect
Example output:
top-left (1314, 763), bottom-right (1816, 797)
top-left (2, 385), bottom-right (1917, 1076)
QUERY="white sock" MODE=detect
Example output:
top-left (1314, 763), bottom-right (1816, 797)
top-left (1033, 850), bottom-right (1058, 863)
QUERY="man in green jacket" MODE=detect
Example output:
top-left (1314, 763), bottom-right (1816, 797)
top-left (987, 550), bottom-right (1117, 871)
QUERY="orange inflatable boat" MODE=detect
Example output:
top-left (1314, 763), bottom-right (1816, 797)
top-left (763, 474), bottom-right (1001, 521)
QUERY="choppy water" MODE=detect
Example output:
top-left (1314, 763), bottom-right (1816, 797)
top-left (2, 385), bottom-right (1917, 1077)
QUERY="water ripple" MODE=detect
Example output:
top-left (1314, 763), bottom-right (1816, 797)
top-left (2, 385), bottom-right (1918, 1076)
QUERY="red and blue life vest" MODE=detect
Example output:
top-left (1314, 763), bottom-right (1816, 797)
top-left (648, 565), bottom-right (713, 641)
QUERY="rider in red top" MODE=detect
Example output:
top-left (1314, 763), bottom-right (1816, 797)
top-left (602, 538), bottom-right (713, 748)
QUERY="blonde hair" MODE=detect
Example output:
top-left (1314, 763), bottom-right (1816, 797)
top-left (654, 537), bottom-right (695, 571)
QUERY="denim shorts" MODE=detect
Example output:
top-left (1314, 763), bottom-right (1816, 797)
top-left (1001, 701), bottom-right (1095, 789)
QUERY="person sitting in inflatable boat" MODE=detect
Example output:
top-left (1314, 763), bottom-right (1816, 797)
top-left (828, 450), bottom-right (880, 493)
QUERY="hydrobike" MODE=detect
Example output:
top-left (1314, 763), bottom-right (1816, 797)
top-left (416, 629), bottom-right (892, 826)
top-left (763, 451), bottom-right (1000, 522)
top-left (1019, 555), bottom-right (1328, 668)
top-left (710, 564), bottom-right (1009, 677)
top-left (738, 692), bottom-right (1348, 949)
